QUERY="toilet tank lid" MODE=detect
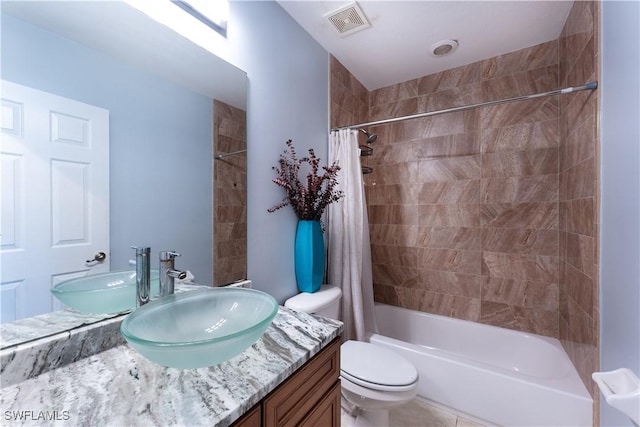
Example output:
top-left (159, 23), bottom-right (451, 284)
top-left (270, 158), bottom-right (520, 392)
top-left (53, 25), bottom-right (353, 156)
top-left (284, 285), bottom-right (342, 313)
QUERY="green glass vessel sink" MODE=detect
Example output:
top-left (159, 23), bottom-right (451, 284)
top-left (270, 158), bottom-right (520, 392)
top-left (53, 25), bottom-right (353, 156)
top-left (120, 287), bottom-right (278, 368)
top-left (51, 270), bottom-right (160, 314)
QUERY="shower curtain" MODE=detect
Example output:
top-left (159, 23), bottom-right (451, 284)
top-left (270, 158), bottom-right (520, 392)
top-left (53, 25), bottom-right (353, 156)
top-left (327, 129), bottom-right (377, 341)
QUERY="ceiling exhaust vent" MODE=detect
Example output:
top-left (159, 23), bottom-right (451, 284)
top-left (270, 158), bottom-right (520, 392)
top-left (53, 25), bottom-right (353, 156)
top-left (325, 2), bottom-right (371, 38)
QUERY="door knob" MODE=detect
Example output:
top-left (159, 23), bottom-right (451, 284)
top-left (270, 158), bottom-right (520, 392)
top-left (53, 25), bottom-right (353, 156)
top-left (86, 252), bottom-right (107, 263)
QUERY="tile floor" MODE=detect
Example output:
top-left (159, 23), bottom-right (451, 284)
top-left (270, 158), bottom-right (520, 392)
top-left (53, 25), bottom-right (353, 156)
top-left (341, 397), bottom-right (486, 427)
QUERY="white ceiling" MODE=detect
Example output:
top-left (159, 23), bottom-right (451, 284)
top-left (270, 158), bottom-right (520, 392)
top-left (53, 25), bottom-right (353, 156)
top-left (277, 1), bottom-right (574, 91)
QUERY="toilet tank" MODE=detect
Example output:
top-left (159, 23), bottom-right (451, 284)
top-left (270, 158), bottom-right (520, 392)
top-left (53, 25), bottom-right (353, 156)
top-left (284, 285), bottom-right (342, 320)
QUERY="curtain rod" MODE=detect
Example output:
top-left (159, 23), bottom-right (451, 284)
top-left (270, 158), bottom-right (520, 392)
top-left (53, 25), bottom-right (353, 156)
top-left (214, 149), bottom-right (247, 160)
top-left (331, 81), bottom-right (598, 132)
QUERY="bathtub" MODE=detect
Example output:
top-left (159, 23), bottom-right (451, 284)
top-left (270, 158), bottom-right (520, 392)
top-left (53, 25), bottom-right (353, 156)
top-left (367, 303), bottom-right (592, 426)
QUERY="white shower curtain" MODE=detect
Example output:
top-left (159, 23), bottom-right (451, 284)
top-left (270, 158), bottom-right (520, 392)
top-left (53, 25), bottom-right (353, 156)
top-left (327, 129), bottom-right (377, 341)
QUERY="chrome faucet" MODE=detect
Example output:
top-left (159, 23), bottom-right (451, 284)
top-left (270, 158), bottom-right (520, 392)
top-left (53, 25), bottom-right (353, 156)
top-left (159, 251), bottom-right (187, 297)
top-left (132, 246), bottom-right (151, 308)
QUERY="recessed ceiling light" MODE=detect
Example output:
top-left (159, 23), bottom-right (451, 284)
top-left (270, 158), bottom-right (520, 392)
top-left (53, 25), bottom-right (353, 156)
top-left (431, 39), bottom-right (459, 57)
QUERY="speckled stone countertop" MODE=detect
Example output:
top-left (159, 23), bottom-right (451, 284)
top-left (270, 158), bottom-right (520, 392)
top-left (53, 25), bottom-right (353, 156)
top-left (0, 307), bottom-right (343, 427)
top-left (0, 310), bottom-right (121, 349)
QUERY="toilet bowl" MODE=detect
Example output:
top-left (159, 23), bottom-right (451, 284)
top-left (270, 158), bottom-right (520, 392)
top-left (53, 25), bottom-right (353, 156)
top-left (284, 285), bottom-right (419, 426)
top-left (340, 339), bottom-right (418, 426)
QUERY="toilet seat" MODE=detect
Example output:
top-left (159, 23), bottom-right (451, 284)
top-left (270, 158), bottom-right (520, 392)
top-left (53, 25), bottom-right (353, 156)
top-left (341, 340), bottom-right (418, 392)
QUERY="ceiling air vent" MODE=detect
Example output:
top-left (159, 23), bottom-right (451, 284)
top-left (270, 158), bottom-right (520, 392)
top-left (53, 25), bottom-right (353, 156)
top-left (325, 2), bottom-right (371, 38)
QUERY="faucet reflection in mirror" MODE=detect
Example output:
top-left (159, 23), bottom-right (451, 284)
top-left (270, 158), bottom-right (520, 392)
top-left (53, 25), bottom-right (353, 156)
top-left (132, 246), bottom-right (151, 308)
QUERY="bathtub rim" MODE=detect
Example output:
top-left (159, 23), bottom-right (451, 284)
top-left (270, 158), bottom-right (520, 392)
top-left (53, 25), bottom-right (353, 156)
top-left (369, 302), bottom-right (592, 399)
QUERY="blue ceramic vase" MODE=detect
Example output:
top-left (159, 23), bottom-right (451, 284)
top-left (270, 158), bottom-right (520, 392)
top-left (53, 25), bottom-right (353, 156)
top-left (294, 220), bottom-right (324, 293)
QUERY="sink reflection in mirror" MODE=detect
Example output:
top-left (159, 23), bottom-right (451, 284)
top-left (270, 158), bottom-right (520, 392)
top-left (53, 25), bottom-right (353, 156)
top-left (51, 270), bottom-right (160, 315)
top-left (120, 288), bottom-right (278, 368)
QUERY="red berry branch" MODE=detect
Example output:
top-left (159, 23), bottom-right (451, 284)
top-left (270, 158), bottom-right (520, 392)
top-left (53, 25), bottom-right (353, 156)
top-left (268, 139), bottom-right (344, 221)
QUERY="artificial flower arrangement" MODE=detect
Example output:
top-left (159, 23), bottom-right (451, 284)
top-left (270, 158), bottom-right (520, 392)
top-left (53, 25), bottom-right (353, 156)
top-left (268, 139), bottom-right (344, 221)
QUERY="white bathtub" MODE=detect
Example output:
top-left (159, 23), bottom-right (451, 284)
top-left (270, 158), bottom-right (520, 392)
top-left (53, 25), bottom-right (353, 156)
top-left (368, 303), bottom-right (592, 426)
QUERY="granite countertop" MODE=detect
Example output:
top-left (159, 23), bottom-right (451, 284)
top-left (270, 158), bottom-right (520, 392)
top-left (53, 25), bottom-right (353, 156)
top-left (0, 307), bottom-right (343, 427)
top-left (0, 310), bottom-right (121, 349)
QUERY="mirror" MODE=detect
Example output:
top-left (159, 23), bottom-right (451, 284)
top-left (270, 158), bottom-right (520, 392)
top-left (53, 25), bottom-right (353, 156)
top-left (0, 1), bottom-right (247, 340)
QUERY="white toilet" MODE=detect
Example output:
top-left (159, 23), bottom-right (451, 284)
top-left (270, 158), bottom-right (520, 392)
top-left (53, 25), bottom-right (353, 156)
top-left (285, 285), bottom-right (418, 426)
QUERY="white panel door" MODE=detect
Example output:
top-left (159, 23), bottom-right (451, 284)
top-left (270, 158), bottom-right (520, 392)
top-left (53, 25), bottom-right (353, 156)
top-left (0, 80), bottom-right (109, 321)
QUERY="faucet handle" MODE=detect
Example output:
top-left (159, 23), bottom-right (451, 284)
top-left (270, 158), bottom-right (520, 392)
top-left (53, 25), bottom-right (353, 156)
top-left (160, 251), bottom-right (181, 260)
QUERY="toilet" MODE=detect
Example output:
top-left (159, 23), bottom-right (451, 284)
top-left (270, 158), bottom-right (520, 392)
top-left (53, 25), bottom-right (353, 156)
top-left (285, 285), bottom-right (418, 426)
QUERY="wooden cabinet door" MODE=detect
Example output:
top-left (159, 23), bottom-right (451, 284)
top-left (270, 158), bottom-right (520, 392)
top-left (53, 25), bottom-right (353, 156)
top-left (231, 403), bottom-right (261, 427)
top-left (264, 338), bottom-right (340, 427)
top-left (299, 381), bottom-right (341, 427)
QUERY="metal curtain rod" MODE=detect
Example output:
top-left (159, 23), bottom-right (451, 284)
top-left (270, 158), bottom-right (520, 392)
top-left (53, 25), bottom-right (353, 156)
top-left (331, 81), bottom-right (598, 131)
top-left (214, 149), bottom-right (247, 160)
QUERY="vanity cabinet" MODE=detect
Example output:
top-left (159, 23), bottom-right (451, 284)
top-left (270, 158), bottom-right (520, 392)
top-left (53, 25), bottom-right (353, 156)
top-left (231, 337), bottom-right (341, 427)
top-left (232, 404), bottom-right (261, 427)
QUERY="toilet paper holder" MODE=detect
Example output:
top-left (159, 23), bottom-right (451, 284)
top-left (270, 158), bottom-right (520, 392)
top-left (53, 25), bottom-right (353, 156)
top-left (593, 368), bottom-right (640, 426)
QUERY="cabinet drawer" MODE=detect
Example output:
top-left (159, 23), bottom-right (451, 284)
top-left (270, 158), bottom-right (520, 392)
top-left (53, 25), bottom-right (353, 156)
top-left (263, 338), bottom-right (340, 427)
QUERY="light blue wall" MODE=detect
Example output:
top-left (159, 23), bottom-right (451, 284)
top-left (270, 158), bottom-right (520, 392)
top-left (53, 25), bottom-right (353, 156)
top-left (223, 1), bottom-right (330, 303)
top-left (1, 15), bottom-right (214, 283)
top-left (600, 1), bottom-right (640, 426)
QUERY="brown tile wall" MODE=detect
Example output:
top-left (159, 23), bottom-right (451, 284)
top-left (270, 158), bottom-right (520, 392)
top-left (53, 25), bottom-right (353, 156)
top-left (359, 40), bottom-right (562, 338)
top-left (213, 100), bottom-right (247, 286)
top-left (558, 0), bottom-right (600, 418)
top-left (329, 2), bottom-right (600, 412)
top-left (331, 56), bottom-right (369, 130)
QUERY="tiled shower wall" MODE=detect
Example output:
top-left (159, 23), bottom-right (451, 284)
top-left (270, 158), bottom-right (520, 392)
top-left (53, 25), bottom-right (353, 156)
top-left (330, 56), bottom-right (369, 131)
top-left (329, 0), bottom-right (599, 404)
top-left (558, 0), bottom-right (600, 406)
top-left (213, 100), bottom-right (247, 286)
